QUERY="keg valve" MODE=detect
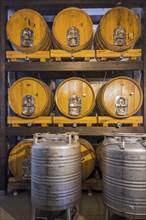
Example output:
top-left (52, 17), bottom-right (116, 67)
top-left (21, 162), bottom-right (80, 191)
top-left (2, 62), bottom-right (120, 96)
top-left (21, 28), bottom-right (34, 47)
top-left (22, 95), bottom-right (35, 116)
top-left (69, 95), bottom-right (81, 116)
top-left (115, 96), bottom-right (128, 116)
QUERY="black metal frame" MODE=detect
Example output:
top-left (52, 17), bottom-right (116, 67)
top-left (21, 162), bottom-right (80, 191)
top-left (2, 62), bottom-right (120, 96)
top-left (0, 0), bottom-right (146, 192)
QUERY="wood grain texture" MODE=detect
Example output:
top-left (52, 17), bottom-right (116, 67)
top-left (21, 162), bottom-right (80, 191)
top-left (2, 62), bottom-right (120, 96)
top-left (8, 77), bottom-right (54, 118)
top-left (7, 9), bottom-right (51, 53)
top-left (95, 7), bottom-right (141, 52)
top-left (52, 7), bottom-right (93, 52)
top-left (79, 138), bottom-right (95, 181)
top-left (55, 77), bottom-right (95, 118)
top-left (8, 140), bottom-right (32, 180)
top-left (96, 76), bottom-right (143, 118)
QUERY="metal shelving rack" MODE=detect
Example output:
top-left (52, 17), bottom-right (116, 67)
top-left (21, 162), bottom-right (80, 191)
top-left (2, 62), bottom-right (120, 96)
top-left (0, 0), bottom-right (146, 193)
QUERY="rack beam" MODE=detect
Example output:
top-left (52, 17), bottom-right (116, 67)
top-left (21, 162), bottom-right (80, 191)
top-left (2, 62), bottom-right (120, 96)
top-left (5, 61), bottom-right (143, 72)
top-left (4, 0), bottom-right (144, 8)
top-left (6, 127), bottom-right (144, 136)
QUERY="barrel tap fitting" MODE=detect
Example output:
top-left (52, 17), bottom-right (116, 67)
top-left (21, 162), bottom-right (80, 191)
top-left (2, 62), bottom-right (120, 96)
top-left (121, 137), bottom-right (125, 149)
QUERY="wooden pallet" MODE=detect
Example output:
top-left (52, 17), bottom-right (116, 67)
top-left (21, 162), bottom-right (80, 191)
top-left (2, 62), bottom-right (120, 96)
top-left (95, 49), bottom-right (141, 61)
top-left (7, 116), bottom-right (143, 127)
top-left (6, 49), bottom-right (141, 62)
top-left (6, 51), bottom-right (51, 62)
top-left (53, 116), bottom-right (97, 127)
top-left (97, 116), bottom-right (143, 127)
top-left (7, 116), bottom-right (53, 127)
top-left (51, 49), bottom-right (95, 61)
top-left (82, 178), bottom-right (102, 192)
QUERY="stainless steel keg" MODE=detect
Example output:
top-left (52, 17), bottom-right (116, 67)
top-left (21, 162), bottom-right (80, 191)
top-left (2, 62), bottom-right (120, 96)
top-left (31, 132), bottom-right (81, 211)
top-left (102, 133), bottom-right (146, 219)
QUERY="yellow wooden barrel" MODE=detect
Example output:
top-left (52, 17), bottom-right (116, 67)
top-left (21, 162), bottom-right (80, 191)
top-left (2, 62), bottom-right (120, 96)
top-left (94, 7), bottom-right (141, 52)
top-left (6, 9), bottom-right (52, 53)
top-left (55, 77), bottom-right (95, 118)
top-left (8, 140), bottom-right (32, 180)
top-left (96, 76), bottom-right (143, 118)
top-left (8, 77), bottom-right (54, 118)
top-left (79, 139), bottom-right (95, 180)
top-left (52, 7), bottom-right (93, 52)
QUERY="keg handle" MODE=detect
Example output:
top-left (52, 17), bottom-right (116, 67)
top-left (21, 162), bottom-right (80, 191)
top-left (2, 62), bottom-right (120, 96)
top-left (33, 132), bottom-right (79, 144)
top-left (121, 137), bottom-right (125, 149)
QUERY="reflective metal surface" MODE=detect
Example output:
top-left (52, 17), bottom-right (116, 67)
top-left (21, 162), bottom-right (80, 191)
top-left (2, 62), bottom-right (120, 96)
top-left (22, 95), bottom-right (35, 116)
top-left (31, 133), bottom-right (81, 211)
top-left (113, 26), bottom-right (126, 46)
top-left (67, 26), bottom-right (80, 47)
top-left (102, 136), bottom-right (146, 218)
top-left (69, 95), bottom-right (81, 116)
top-left (21, 27), bottom-right (34, 47)
top-left (115, 95), bottom-right (128, 116)
top-left (22, 158), bottom-right (31, 179)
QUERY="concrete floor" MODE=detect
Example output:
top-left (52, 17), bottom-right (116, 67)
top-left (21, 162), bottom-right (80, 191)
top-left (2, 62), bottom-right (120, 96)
top-left (0, 190), bottom-right (129, 220)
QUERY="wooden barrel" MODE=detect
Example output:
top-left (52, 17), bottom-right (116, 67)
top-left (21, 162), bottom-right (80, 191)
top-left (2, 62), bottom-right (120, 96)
top-left (6, 9), bottom-right (52, 53)
top-left (94, 7), bottom-right (141, 52)
top-left (55, 77), bottom-right (95, 118)
top-left (79, 139), bottom-right (95, 180)
top-left (96, 76), bottom-right (143, 118)
top-left (8, 140), bottom-right (32, 180)
top-left (52, 7), bottom-right (93, 52)
top-left (8, 77), bottom-right (54, 118)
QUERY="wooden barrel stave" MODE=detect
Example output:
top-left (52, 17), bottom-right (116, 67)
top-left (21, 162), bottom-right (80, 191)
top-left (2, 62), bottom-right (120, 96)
top-left (52, 7), bottom-right (93, 52)
top-left (6, 9), bottom-right (52, 53)
top-left (8, 140), bottom-right (32, 181)
top-left (79, 139), bottom-right (95, 180)
top-left (55, 77), bottom-right (95, 119)
top-left (8, 77), bottom-right (54, 118)
top-left (96, 76), bottom-right (143, 118)
top-left (94, 7), bottom-right (141, 52)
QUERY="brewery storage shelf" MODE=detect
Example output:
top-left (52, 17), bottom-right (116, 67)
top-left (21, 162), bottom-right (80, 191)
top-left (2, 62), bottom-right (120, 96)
top-left (0, 0), bottom-right (146, 193)
top-left (6, 49), bottom-right (141, 62)
top-left (7, 116), bottom-right (143, 128)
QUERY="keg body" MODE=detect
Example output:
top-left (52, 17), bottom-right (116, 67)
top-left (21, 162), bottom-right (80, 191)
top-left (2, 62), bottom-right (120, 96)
top-left (102, 135), bottom-right (146, 218)
top-left (31, 133), bottom-right (81, 211)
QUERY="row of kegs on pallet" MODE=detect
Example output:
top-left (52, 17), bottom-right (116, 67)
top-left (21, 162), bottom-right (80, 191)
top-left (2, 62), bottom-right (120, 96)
top-left (9, 132), bottom-right (146, 218)
top-left (6, 6), bottom-right (141, 53)
top-left (8, 76), bottom-right (143, 119)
